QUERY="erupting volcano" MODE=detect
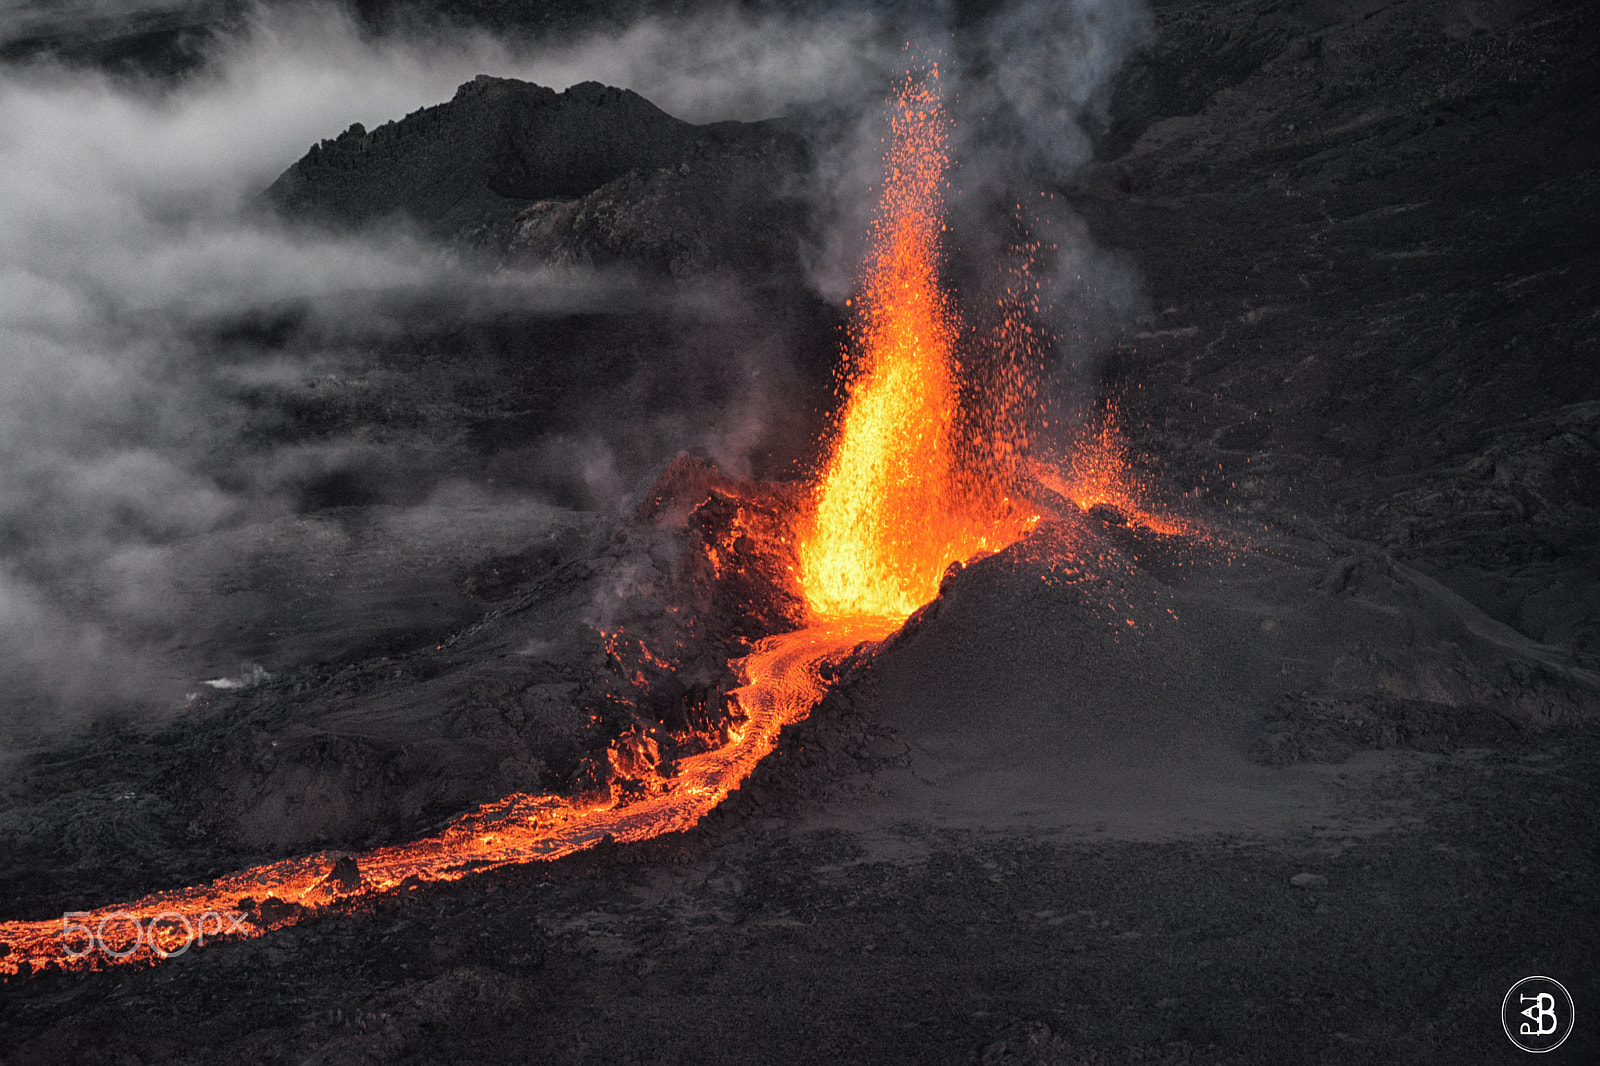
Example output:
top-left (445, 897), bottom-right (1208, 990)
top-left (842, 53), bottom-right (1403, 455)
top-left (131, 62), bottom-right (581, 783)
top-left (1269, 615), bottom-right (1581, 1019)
top-left (0, 70), bottom-right (1073, 979)
top-left (5, 1), bottom-right (1592, 1057)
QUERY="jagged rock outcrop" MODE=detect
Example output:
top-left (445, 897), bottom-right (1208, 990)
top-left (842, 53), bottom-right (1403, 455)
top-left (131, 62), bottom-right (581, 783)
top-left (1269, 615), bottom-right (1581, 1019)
top-left (266, 75), bottom-right (810, 278)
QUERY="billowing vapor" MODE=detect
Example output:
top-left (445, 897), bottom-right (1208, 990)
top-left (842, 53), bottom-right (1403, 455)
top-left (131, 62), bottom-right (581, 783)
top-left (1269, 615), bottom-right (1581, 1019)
top-left (0, 0), bottom-right (1147, 734)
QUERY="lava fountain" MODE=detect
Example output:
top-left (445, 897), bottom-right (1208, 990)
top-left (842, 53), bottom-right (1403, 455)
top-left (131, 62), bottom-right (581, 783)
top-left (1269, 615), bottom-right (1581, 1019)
top-left (799, 69), bottom-right (1032, 623)
top-left (0, 69), bottom-right (1041, 978)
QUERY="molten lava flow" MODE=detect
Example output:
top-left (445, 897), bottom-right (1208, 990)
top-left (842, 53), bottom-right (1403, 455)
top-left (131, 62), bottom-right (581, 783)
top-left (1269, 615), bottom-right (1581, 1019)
top-left (0, 619), bottom-right (892, 978)
top-left (799, 70), bottom-right (1031, 623)
top-left (0, 69), bottom-right (1055, 980)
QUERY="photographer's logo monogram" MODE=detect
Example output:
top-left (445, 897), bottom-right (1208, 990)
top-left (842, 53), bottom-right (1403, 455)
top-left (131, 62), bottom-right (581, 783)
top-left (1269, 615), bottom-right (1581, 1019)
top-left (1521, 992), bottom-right (1558, 1037)
top-left (1502, 976), bottom-right (1575, 1053)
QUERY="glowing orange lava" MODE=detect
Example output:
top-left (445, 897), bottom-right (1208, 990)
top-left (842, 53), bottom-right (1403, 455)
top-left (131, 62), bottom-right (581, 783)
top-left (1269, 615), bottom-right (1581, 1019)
top-left (799, 69), bottom-right (1032, 623)
top-left (1031, 413), bottom-right (1190, 537)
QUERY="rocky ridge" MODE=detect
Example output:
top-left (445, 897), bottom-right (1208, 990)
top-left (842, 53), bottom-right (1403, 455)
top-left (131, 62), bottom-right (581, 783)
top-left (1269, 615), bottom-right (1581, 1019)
top-left (266, 74), bottom-right (810, 278)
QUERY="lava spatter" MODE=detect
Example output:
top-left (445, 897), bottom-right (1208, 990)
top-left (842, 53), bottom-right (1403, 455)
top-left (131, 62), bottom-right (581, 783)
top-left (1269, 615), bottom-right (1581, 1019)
top-left (798, 69), bottom-right (1034, 624)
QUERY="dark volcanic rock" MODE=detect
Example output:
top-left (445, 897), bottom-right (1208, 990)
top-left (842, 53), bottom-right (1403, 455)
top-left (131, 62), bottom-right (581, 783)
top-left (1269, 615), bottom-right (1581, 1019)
top-left (265, 75), bottom-right (810, 277)
top-left (1081, 0), bottom-right (1600, 658)
top-left (480, 125), bottom-right (810, 278)
top-left (266, 77), bottom-right (699, 233)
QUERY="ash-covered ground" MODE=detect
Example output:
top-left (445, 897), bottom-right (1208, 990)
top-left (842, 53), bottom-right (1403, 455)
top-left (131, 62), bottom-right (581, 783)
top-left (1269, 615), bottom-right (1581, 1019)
top-left (1, 0), bottom-right (1597, 1063)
